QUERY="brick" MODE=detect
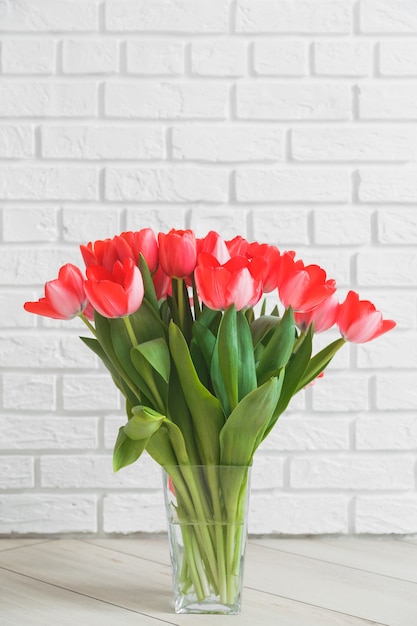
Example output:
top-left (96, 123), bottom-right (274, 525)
top-left (237, 83), bottom-right (351, 120)
top-left (1, 39), bottom-right (56, 74)
top-left (3, 207), bottom-right (58, 241)
top-left (313, 41), bottom-right (372, 76)
top-left (41, 125), bottom-right (164, 159)
top-left (251, 455), bottom-right (285, 490)
top-left (41, 454), bottom-right (160, 489)
top-left (252, 207), bottom-right (310, 245)
top-left (62, 207), bottom-right (121, 243)
top-left (375, 374), bottom-right (417, 410)
top-left (105, 82), bottom-right (228, 119)
top-left (311, 375), bottom-right (369, 412)
top-left (290, 454), bottom-right (414, 490)
top-left (249, 493), bottom-right (349, 534)
top-left (358, 331), bottom-right (417, 369)
top-left (0, 495), bottom-right (97, 534)
top-left (356, 496), bottom-right (417, 534)
top-left (359, 167), bottom-right (417, 203)
top-left (259, 415), bottom-right (350, 451)
top-left (0, 81), bottom-right (97, 117)
top-left (63, 374), bottom-right (121, 411)
top-left (313, 208), bottom-right (371, 245)
top-left (236, 0), bottom-right (352, 33)
top-left (189, 207), bottom-right (248, 239)
top-left (254, 41), bottom-right (307, 76)
top-left (1, 248), bottom-right (80, 285)
top-left (356, 416), bottom-right (417, 450)
top-left (0, 125), bottom-right (34, 158)
top-left (292, 127), bottom-right (415, 162)
top-left (360, 0), bottom-right (417, 33)
top-left (191, 41), bottom-right (247, 77)
top-left (357, 250), bottom-right (417, 287)
top-left (126, 40), bottom-right (184, 75)
top-left (367, 291), bottom-right (417, 329)
top-left (0, 166), bottom-right (98, 200)
top-left (359, 83), bottom-right (417, 119)
top-left (3, 334), bottom-right (96, 370)
top-left (105, 167), bottom-right (229, 202)
top-left (0, 457), bottom-right (34, 489)
top-left (2, 373), bottom-right (56, 411)
top-left (0, 416), bottom-right (98, 450)
top-left (125, 206), bottom-right (187, 233)
top-left (62, 39), bottom-right (119, 74)
top-left (0, 0), bottom-right (98, 32)
top-left (380, 41), bottom-right (417, 76)
top-left (105, 0), bottom-right (229, 33)
top-left (0, 291), bottom-right (38, 328)
top-left (378, 208), bottom-right (417, 244)
top-left (235, 168), bottom-right (350, 202)
top-left (103, 493), bottom-right (166, 533)
top-left (172, 126), bottom-right (284, 162)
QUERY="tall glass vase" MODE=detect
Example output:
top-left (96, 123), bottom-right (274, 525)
top-left (162, 464), bottom-right (251, 614)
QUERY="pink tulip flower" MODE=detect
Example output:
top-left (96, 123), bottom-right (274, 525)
top-left (195, 255), bottom-right (262, 311)
top-left (158, 229), bottom-right (197, 279)
top-left (24, 264), bottom-right (88, 320)
top-left (294, 293), bottom-right (339, 333)
top-left (279, 263), bottom-right (336, 312)
top-left (114, 229), bottom-right (159, 273)
top-left (84, 258), bottom-right (144, 318)
top-left (337, 291), bottom-right (396, 343)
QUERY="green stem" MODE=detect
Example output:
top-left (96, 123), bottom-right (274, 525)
top-left (79, 313), bottom-right (97, 337)
top-left (123, 316), bottom-right (138, 347)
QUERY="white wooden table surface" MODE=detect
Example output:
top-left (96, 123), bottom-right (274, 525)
top-left (1, 536), bottom-right (416, 625)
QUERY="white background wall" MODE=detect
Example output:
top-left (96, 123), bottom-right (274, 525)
top-left (0, 0), bottom-right (416, 536)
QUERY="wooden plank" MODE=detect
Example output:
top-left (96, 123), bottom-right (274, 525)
top-left (252, 537), bottom-right (417, 582)
top-left (0, 567), bottom-right (166, 626)
top-left (0, 539), bottom-right (380, 626)
top-left (244, 542), bottom-right (417, 626)
top-left (0, 539), bottom-right (49, 552)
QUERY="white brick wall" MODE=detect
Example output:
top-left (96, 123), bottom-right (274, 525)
top-left (0, 0), bottom-right (415, 537)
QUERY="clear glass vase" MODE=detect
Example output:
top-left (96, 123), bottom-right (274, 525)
top-left (162, 464), bottom-right (251, 614)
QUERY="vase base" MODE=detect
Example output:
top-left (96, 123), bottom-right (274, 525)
top-left (175, 598), bottom-right (241, 615)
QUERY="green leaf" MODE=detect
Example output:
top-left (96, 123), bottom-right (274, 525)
top-left (113, 427), bottom-right (148, 472)
top-left (123, 405), bottom-right (165, 440)
top-left (265, 325), bottom-right (314, 436)
top-left (128, 298), bottom-right (167, 344)
top-left (135, 337), bottom-right (171, 384)
top-left (217, 307), bottom-right (257, 413)
top-left (256, 307), bottom-right (296, 385)
top-left (169, 321), bottom-right (225, 465)
top-left (138, 253), bottom-right (159, 314)
top-left (295, 337), bottom-right (346, 392)
top-left (250, 315), bottom-right (280, 349)
top-left (220, 376), bottom-right (282, 466)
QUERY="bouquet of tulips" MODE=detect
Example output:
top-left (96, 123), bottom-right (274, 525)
top-left (24, 228), bottom-right (395, 610)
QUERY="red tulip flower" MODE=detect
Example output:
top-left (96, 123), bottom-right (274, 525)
top-left (294, 293), bottom-right (339, 333)
top-left (80, 238), bottom-right (119, 273)
top-left (114, 229), bottom-right (159, 273)
top-left (153, 264), bottom-right (172, 300)
top-left (247, 242), bottom-right (282, 292)
top-left (279, 263), bottom-right (336, 312)
top-left (158, 229), bottom-right (197, 279)
top-left (84, 258), bottom-right (144, 318)
top-left (337, 291), bottom-right (396, 343)
top-left (24, 264), bottom-right (88, 320)
top-left (195, 254), bottom-right (262, 311)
